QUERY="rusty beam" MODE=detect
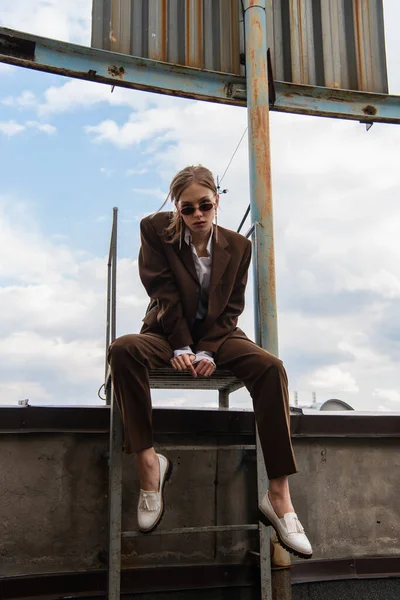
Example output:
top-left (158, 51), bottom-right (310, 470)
top-left (0, 26), bottom-right (244, 107)
top-left (1, 27), bottom-right (400, 123)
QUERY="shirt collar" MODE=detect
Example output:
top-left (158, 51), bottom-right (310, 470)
top-left (184, 226), bottom-right (213, 255)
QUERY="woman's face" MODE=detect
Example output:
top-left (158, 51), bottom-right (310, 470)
top-left (177, 183), bottom-right (218, 236)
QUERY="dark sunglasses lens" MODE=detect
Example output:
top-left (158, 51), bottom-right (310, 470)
top-left (180, 206), bottom-right (195, 215)
top-left (180, 202), bottom-right (214, 215)
top-left (199, 202), bottom-right (214, 212)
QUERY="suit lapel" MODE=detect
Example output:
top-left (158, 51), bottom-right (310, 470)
top-left (174, 227), bottom-right (231, 323)
top-left (208, 227), bottom-right (230, 299)
top-left (175, 239), bottom-right (199, 283)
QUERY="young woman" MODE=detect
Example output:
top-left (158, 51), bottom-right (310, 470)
top-left (108, 165), bottom-right (312, 559)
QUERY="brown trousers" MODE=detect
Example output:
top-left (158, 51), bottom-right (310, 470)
top-left (108, 329), bottom-right (297, 480)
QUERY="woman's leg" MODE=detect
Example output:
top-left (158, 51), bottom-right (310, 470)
top-left (108, 332), bottom-right (173, 490)
top-left (215, 331), bottom-right (312, 557)
top-left (214, 330), bottom-right (296, 515)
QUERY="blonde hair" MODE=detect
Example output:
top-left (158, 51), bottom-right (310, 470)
top-left (162, 165), bottom-right (218, 244)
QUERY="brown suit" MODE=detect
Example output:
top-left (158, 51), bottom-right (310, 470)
top-left (108, 212), bottom-right (297, 479)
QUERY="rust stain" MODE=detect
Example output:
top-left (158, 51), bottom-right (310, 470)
top-left (326, 95), bottom-right (347, 104)
top-left (246, 0), bottom-right (264, 7)
top-left (249, 103), bottom-right (273, 221)
top-left (184, 0), bottom-right (204, 69)
top-left (161, 0), bottom-right (167, 62)
top-left (108, 65), bottom-right (125, 79)
top-left (362, 104), bottom-right (377, 116)
top-left (353, 1), bottom-right (364, 89)
top-left (197, 0), bottom-right (203, 69)
top-left (297, 0), bottom-right (305, 82)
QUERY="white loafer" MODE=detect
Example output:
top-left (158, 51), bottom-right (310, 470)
top-left (137, 453), bottom-right (172, 533)
top-left (259, 492), bottom-right (313, 559)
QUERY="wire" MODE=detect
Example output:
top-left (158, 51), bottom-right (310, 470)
top-left (219, 126), bottom-right (248, 185)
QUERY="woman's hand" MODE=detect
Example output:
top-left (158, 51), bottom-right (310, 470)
top-left (194, 359), bottom-right (216, 378)
top-left (170, 353), bottom-right (197, 377)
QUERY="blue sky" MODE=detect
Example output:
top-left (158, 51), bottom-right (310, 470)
top-left (1, 1), bottom-right (400, 411)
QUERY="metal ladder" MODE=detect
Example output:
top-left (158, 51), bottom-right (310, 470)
top-left (105, 208), bottom-right (273, 599)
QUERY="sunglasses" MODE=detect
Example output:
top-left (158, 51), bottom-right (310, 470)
top-left (179, 201), bottom-right (215, 216)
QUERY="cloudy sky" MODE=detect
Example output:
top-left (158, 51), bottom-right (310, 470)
top-left (0, 1), bottom-right (399, 412)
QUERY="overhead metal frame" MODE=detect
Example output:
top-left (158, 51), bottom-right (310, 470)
top-left (1, 27), bottom-right (400, 124)
top-left (92, 0), bottom-right (389, 95)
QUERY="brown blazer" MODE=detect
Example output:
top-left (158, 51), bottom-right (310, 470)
top-left (138, 212), bottom-right (252, 354)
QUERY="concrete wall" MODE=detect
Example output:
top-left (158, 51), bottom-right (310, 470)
top-left (1, 429), bottom-right (399, 577)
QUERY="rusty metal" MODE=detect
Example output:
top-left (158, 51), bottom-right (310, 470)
top-left (353, 0), bottom-right (388, 92)
top-left (0, 564), bottom-right (261, 598)
top-left (92, 0), bottom-right (388, 93)
top-left (147, 366), bottom-right (243, 393)
top-left (107, 381), bottom-right (123, 600)
top-left (267, 0), bottom-right (388, 92)
top-left (2, 557), bottom-right (400, 597)
top-left (288, 0), bottom-right (316, 85)
top-left (231, 81), bottom-right (400, 124)
top-left (4, 406), bottom-right (400, 439)
top-left (105, 208), bottom-right (118, 395)
top-left (92, 0), bottom-right (241, 74)
top-left (2, 28), bottom-right (399, 123)
top-left (242, 3), bottom-right (274, 598)
top-left (123, 523), bottom-right (259, 538)
top-left (105, 207), bottom-right (122, 600)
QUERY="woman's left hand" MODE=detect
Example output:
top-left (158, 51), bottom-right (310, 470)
top-left (194, 359), bottom-right (216, 377)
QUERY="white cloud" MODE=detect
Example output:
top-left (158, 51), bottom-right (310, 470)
top-left (1, 78), bottom-right (191, 126)
top-left (0, 194), bottom-right (148, 406)
top-left (26, 121), bottom-right (57, 135)
top-left (0, 120), bottom-right (25, 136)
top-left (3, 90), bottom-right (37, 109)
top-left (152, 391), bottom-right (219, 408)
top-left (85, 106), bottom-right (182, 149)
top-left (0, 199), bottom-right (77, 284)
top-left (0, 63), bottom-right (15, 74)
top-left (126, 167), bottom-right (149, 176)
top-left (0, 380), bottom-right (52, 406)
top-left (0, 120), bottom-right (56, 136)
top-left (132, 187), bottom-right (166, 201)
top-left (307, 366), bottom-right (359, 394)
top-left (36, 80), bottom-right (154, 117)
top-left (373, 389), bottom-right (400, 404)
top-left (0, 331), bottom-right (103, 384)
top-left (0, 0), bottom-right (91, 46)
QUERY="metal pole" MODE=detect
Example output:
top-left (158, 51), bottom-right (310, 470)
top-left (244, 0), bottom-right (278, 356)
top-left (107, 383), bottom-right (123, 600)
top-left (107, 205), bottom-right (123, 600)
top-left (218, 389), bottom-right (229, 408)
top-left (105, 237), bottom-right (113, 384)
top-left (111, 207), bottom-right (118, 344)
top-left (243, 2), bottom-right (277, 599)
top-left (105, 207), bottom-right (118, 406)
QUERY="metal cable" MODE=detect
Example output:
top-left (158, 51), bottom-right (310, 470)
top-left (219, 126), bottom-right (248, 186)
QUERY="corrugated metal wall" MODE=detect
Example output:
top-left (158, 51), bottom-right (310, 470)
top-left (91, 0), bottom-right (388, 93)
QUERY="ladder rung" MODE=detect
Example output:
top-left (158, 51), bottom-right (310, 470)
top-left (156, 444), bottom-right (256, 451)
top-left (122, 524), bottom-right (259, 538)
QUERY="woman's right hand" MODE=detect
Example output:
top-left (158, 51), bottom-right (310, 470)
top-left (170, 353), bottom-right (197, 377)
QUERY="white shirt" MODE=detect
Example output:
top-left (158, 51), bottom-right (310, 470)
top-left (187, 226), bottom-right (212, 319)
top-left (173, 228), bottom-right (215, 366)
